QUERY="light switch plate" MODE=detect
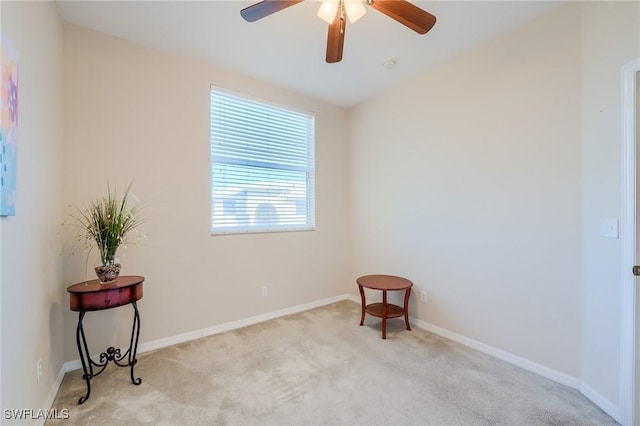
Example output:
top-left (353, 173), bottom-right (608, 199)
top-left (599, 219), bottom-right (619, 239)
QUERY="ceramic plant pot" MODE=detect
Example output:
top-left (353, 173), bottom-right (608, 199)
top-left (95, 263), bottom-right (121, 283)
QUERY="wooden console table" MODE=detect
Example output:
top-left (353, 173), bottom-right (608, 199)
top-left (357, 275), bottom-right (413, 339)
top-left (67, 275), bottom-right (144, 404)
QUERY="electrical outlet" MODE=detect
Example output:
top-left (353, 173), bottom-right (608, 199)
top-left (420, 291), bottom-right (428, 303)
top-left (37, 359), bottom-right (43, 383)
top-left (261, 286), bottom-right (268, 297)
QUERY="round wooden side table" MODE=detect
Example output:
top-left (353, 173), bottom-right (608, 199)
top-left (357, 274), bottom-right (413, 339)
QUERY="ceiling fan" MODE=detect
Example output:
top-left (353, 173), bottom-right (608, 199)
top-left (240, 0), bottom-right (437, 63)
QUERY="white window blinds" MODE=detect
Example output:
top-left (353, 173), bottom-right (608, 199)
top-left (210, 87), bottom-right (315, 235)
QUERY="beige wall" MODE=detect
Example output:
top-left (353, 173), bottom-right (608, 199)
top-left (2, 1), bottom-right (638, 421)
top-left (351, 2), bottom-right (583, 379)
top-left (580, 1), bottom-right (640, 410)
top-left (0, 0), bottom-right (64, 415)
top-left (61, 25), bottom-right (352, 360)
top-left (351, 1), bottom-right (640, 417)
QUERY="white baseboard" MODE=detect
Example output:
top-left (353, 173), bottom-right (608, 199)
top-left (344, 297), bottom-right (619, 421)
top-left (409, 316), bottom-right (580, 388)
top-left (345, 294), bottom-right (360, 303)
top-left (61, 293), bottom-right (353, 373)
top-left (409, 318), bottom-right (620, 422)
top-left (137, 293), bottom-right (350, 354)
top-left (580, 382), bottom-right (621, 423)
top-left (54, 294), bottom-right (621, 423)
top-left (35, 365), bottom-right (68, 426)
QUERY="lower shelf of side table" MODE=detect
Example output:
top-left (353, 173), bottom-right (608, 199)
top-left (365, 303), bottom-right (405, 319)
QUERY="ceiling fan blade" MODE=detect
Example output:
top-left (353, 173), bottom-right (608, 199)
top-left (240, 0), bottom-right (304, 22)
top-left (326, 12), bottom-right (346, 63)
top-left (368, 0), bottom-right (436, 34)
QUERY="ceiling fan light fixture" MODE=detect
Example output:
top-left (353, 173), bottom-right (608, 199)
top-left (344, 0), bottom-right (366, 23)
top-left (317, 0), bottom-right (340, 24)
top-left (242, 0), bottom-right (436, 64)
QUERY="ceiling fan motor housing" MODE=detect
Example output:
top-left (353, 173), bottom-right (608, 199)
top-left (240, 0), bottom-right (437, 63)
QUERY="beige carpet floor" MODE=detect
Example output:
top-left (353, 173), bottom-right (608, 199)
top-left (46, 300), bottom-right (616, 425)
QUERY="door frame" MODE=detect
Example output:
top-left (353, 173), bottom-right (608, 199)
top-left (620, 57), bottom-right (639, 426)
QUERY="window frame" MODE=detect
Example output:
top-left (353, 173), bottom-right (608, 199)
top-left (209, 86), bottom-right (316, 236)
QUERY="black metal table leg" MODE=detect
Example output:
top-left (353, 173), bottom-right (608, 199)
top-left (75, 311), bottom-right (92, 405)
top-left (74, 302), bottom-right (142, 404)
top-left (114, 301), bottom-right (142, 386)
top-left (130, 301), bottom-right (142, 385)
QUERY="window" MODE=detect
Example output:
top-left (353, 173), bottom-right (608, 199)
top-left (210, 87), bottom-right (315, 235)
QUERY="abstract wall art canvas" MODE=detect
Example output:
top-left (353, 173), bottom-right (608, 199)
top-left (1, 34), bottom-right (18, 216)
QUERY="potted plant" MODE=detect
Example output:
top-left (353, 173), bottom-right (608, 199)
top-left (66, 182), bottom-right (144, 283)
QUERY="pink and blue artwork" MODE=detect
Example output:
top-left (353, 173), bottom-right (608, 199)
top-left (1, 34), bottom-right (18, 216)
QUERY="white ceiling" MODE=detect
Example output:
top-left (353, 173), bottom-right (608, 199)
top-left (56, 0), bottom-right (561, 108)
